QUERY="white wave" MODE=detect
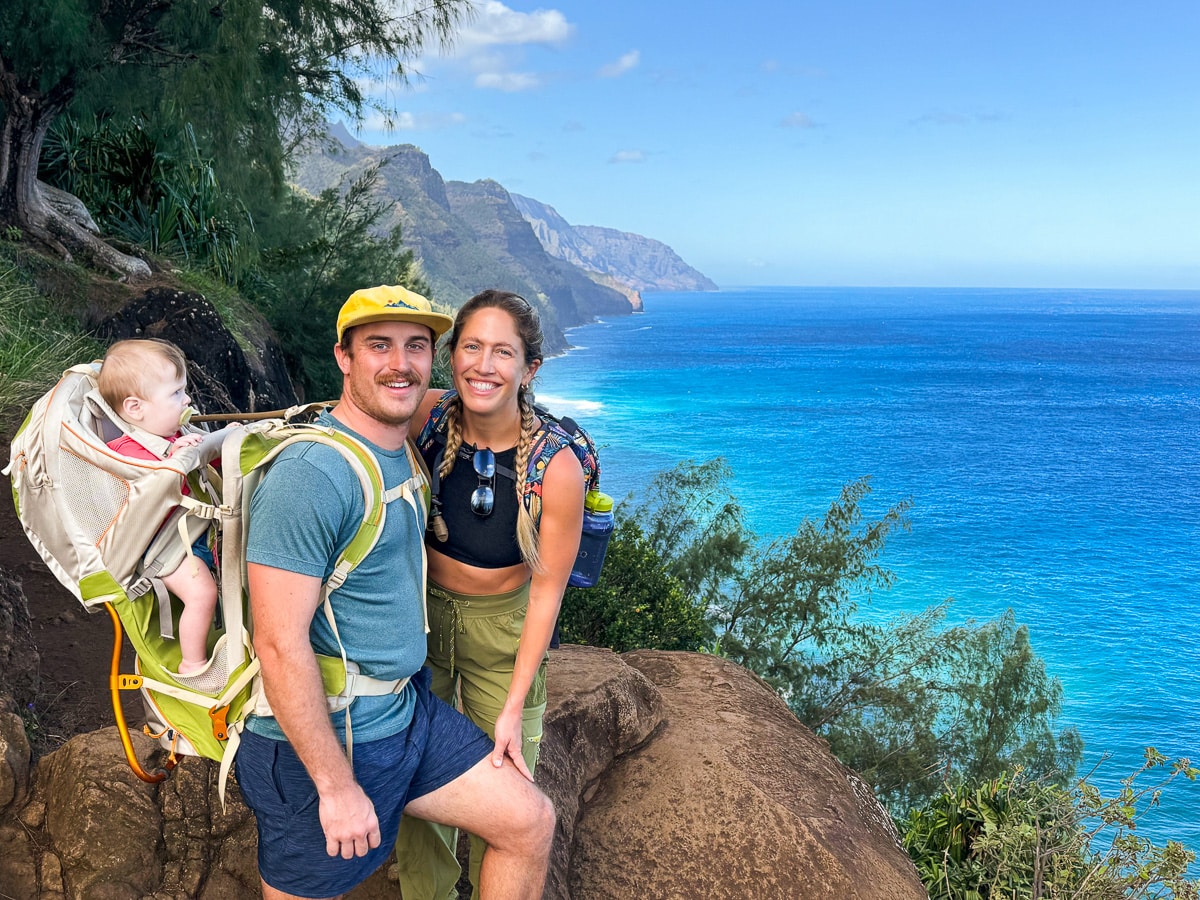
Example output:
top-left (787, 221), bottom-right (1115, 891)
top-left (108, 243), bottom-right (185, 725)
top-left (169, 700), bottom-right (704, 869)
top-left (565, 319), bottom-right (607, 333)
top-left (533, 393), bottom-right (605, 417)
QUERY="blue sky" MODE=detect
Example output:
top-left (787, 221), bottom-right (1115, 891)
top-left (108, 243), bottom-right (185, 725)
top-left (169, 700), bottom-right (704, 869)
top-left (350, 1), bottom-right (1199, 289)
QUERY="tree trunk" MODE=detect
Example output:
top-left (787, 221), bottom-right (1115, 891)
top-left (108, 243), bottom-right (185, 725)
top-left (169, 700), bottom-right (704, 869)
top-left (40, 181), bottom-right (100, 234)
top-left (0, 77), bottom-right (150, 281)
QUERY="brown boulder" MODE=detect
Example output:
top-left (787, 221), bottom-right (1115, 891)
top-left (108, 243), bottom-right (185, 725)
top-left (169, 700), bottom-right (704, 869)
top-left (0, 709), bottom-right (31, 818)
top-left (566, 650), bottom-right (926, 900)
top-left (535, 645), bottom-right (665, 899)
top-left (36, 728), bottom-right (164, 898)
top-left (29, 727), bottom-right (260, 899)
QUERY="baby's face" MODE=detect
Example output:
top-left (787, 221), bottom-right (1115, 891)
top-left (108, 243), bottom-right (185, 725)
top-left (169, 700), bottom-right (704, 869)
top-left (136, 358), bottom-right (191, 438)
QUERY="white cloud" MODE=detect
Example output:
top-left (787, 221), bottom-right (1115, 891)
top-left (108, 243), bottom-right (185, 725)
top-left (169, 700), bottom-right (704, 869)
top-left (386, 112), bottom-right (417, 130)
top-left (780, 111), bottom-right (816, 129)
top-left (598, 50), bottom-right (639, 78)
top-left (459, 1), bottom-right (574, 50)
top-left (440, 3), bottom-right (575, 92)
top-left (360, 109), bottom-right (467, 133)
top-left (609, 149), bottom-right (646, 163)
top-left (475, 71), bottom-right (540, 92)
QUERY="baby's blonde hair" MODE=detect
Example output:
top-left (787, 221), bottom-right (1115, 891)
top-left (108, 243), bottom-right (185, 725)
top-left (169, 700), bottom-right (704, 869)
top-left (97, 339), bottom-right (188, 418)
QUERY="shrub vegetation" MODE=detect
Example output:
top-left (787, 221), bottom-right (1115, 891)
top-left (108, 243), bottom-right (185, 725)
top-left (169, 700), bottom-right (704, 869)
top-left (562, 458), bottom-right (1197, 895)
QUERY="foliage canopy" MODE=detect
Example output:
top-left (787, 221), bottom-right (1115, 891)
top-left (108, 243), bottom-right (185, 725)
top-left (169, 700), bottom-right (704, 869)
top-left (0, 0), bottom-right (471, 275)
top-left (586, 458), bottom-right (1083, 811)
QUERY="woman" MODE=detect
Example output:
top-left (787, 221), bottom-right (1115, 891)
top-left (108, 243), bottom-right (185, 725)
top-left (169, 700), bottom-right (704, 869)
top-left (394, 290), bottom-right (585, 899)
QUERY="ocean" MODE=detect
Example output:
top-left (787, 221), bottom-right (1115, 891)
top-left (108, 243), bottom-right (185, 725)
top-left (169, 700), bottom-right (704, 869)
top-left (536, 286), bottom-right (1200, 850)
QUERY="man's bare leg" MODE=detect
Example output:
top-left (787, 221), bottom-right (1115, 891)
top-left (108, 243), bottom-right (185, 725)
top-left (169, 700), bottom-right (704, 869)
top-left (403, 757), bottom-right (555, 900)
top-left (261, 879), bottom-right (340, 900)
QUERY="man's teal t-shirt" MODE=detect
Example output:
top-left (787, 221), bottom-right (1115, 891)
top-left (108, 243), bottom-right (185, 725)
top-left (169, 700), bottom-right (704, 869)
top-left (244, 411), bottom-right (426, 743)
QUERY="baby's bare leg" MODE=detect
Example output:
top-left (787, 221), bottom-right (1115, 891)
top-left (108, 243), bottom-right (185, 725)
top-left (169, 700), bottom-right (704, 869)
top-left (161, 558), bottom-right (218, 673)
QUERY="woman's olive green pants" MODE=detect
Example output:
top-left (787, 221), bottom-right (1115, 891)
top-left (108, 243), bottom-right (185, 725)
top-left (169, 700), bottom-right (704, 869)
top-left (393, 579), bottom-right (547, 900)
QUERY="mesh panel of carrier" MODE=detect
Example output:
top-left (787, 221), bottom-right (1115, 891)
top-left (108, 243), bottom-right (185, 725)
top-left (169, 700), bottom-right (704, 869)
top-left (60, 447), bottom-right (129, 546)
top-left (172, 636), bottom-right (234, 695)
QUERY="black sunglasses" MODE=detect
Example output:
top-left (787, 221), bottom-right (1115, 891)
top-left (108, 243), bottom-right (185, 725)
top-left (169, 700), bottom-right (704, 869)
top-left (470, 448), bottom-right (495, 516)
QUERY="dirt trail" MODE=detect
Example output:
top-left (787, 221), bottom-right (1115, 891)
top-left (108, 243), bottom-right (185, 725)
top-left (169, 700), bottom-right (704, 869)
top-left (1, 495), bottom-right (142, 756)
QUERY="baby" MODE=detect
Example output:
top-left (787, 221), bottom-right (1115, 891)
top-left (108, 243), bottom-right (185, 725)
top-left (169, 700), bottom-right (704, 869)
top-left (98, 339), bottom-right (220, 675)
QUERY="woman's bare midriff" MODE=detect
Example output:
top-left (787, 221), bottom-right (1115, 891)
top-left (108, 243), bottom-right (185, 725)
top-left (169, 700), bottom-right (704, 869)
top-left (427, 546), bottom-right (530, 594)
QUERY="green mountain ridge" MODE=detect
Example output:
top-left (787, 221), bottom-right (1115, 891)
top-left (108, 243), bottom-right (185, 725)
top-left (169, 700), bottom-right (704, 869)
top-left (292, 128), bottom-right (714, 351)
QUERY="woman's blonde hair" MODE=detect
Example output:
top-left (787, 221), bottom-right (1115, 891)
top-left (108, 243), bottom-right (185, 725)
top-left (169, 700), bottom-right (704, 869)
top-left (97, 339), bottom-right (188, 418)
top-left (440, 291), bottom-right (546, 571)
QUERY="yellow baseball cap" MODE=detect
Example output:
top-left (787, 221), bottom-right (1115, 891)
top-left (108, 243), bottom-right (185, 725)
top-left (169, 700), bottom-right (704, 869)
top-left (336, 285), bottom-right (454, 342)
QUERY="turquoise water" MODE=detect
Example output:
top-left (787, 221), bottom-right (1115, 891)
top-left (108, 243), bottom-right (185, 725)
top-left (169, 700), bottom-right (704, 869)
top-left (537, 286), bottom-right (1200, 848)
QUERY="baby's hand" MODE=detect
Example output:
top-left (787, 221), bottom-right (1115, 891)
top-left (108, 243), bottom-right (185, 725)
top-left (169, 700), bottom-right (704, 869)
top-left (169, 433), bottom-right (205, 454)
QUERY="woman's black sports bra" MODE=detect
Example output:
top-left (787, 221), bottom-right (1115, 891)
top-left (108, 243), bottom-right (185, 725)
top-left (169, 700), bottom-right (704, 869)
top-left (420, 442), bottom-right (524, 569)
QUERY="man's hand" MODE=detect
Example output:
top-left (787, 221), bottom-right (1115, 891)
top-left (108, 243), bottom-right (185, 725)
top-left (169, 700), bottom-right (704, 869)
top-left (318, 783), bottom-right (383, 859)
top-left (250, 562), bottom-right (380, 860)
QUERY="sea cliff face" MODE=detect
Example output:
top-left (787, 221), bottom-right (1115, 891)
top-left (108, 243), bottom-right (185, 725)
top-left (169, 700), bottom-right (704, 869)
top-left (509, 192), bottom-right (717, 295)
top-left (291, 131), bottom-right (714, 349)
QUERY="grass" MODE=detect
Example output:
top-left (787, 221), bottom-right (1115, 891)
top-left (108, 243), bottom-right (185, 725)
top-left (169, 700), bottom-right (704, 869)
top-left (0, 264), bottom-right (102, 437)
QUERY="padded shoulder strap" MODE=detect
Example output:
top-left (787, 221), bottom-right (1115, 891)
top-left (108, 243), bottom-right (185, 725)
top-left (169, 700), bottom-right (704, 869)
top-left (528, 415), bottom-right (600, 486)
top-left (416, 392), bottom-right (457, 456)
top-left (512, 415), bottom-right (598, 530)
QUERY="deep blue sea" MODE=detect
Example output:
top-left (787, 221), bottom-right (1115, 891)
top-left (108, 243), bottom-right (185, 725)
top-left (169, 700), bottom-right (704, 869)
top-left (537, 286), bottom-right (1200, 850)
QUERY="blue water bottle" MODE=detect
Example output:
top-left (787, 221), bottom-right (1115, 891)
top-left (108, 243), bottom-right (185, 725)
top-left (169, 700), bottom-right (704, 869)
top-left (569, 490), bottom-right (615, 588)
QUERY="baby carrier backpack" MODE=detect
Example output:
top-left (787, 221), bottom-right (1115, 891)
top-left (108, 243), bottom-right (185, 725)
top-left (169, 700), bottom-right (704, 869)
top-left (4, 362), bottom-right (429, 799)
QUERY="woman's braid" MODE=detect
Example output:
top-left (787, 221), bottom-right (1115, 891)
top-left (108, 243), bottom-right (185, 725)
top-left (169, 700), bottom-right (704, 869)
top-left (513, 386), bottom-right (542, 571)
top-left (440, 395), bottom-right (464, 480)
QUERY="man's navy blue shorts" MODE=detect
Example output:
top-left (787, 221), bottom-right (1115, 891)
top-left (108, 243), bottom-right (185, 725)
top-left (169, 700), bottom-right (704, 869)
top-left (235, 667), bottom-right (492, 898)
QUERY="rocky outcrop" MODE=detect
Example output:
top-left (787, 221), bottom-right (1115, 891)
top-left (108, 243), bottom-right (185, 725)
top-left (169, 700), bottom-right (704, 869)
top-left (0, 568), bottom-right (39, 715)
top-left (0, 630), bottom-right (924, 899)
top-left (536, 646), bottom-right (664, 898)
top-left (0, 728), bottom-right (261, 900)
top-left (95, 287), bottom-right (297, 415)
top-left (568, 651), bottom-right (924, 899)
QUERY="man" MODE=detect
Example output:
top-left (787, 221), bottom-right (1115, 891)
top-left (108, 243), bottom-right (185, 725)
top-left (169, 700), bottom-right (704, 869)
top-left (235, 285), bottom-right (555, 900)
